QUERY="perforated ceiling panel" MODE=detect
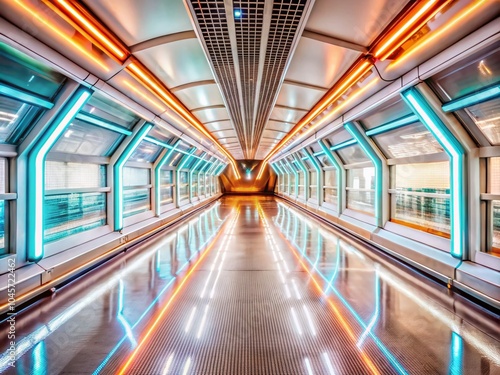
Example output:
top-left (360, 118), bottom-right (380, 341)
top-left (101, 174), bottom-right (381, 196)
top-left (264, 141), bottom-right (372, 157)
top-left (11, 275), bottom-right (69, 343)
top-left (187, 0), bottom-right (312, 159)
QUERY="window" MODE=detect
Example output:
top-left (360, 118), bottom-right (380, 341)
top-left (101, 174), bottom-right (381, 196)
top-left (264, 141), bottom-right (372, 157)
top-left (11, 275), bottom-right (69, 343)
top-left (179, 171), bottom-right (189, 201)
top-left (44, 162), bottom-right (107, 242)
top-left (129, 140), bottom-right (162, 162)
top-left (0, 41), bottom-right (66, 145)
top-left (486, 157), bottom-right (500, 256)
top-left (323, 169), bottom-right (337, 206)
top-left (346, 167), bottom-right (375, 215)
top-left (123, 167), bottom-right (151, 217)
top-left (310, 170), bottom-right (318, 199)
top-left (160, 169), bottom-right (174, 207)
top-left (391, 162), bottom-right (450, 237)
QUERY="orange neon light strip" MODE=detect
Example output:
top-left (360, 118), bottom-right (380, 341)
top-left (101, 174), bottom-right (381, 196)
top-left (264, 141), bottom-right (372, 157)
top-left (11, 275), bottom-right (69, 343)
top-left (388, 0), bottom-right (488, 69)
top-left (43, 0), bottom-right (128, 61)
top-left (14, 0), bottom-right (110, 72)
top-left (117, 212), bottom-right (236, 374)
top-left (374, 0), bottom-right (439, 60)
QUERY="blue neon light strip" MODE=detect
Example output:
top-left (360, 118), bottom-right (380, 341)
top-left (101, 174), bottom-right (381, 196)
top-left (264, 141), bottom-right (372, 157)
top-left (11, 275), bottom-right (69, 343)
top-left (402, 88), bottom-right (466, 258)
top-left (345, 122), bottom-right (383, 227)
top-left (331, 138), bottom-right (357, 151)
top-left (442, 84), bottom-right (500, 112)
top-left (365, 114), bottom-right (419, 136)
top-left (318, 139), bottom-right (343, 212)
top-left (76, 113), bottom-right (132, 135)
top-left (448, 332), bottom-right (463, 374)
top-left (154, 139), bottom-right (181, 215)
top-left (0, 82), bottom-right (54, 109)
top-left (113, 123), bottom-right (153, 231)
top-left (27, 87), bottom-right (92, 261)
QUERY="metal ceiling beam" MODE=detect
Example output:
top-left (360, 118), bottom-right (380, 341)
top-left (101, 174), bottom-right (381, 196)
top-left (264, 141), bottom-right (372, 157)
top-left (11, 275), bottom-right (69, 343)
top-left (191, 104), bottom-right (226, 112)
top-left (170, 80), bottom-right (217, 92)
top-left (302, 29), bottom-right (368, 52)
top-left (274, 104), bottom-right (309, 112)
top-left (283, 79), bottom-right (328, 91)
top-left (130, 30), bottom-right (197, 53)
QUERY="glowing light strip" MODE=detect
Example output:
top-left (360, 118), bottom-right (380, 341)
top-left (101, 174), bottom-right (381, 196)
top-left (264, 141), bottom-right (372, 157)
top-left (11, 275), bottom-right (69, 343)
top-left (402, 88), bottom-right (465, 258)
top-left (0, 83), bottom-right (54, 109)
top-left (113, 123), bottom-right (153, 231)
top-left (388, 0), bottom-right (489, 69)
top-left (374, 0), bottom-right (438, 59)
top-left (54, 0), bottom-right (127, 59)
top-left (442, 84), bottom-right (500, 113)
top-left (123, 80), bottom-right (166, 112)
top-left (117, 213), bottom-right (233, 374)
top-left (365, 114), bottom-right (419, 136)
top-left (15, 1), bottom-right (109, 71)
top-left (27, 88), bottom-right (91, 261)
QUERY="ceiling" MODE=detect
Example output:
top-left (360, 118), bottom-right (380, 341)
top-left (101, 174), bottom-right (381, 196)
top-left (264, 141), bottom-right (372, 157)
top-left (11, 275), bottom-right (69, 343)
top-left (81, 0), bottom-right (409, 160)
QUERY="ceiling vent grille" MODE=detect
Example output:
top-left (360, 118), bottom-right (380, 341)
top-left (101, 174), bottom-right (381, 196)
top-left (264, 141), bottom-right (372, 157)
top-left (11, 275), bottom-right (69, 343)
top-left (188, 0), bottom-right (311, 159)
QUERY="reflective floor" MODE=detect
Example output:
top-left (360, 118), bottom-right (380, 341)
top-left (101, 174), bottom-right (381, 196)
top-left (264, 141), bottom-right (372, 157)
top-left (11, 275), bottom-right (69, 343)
top-left (1, 196), bottom-right (499, 374)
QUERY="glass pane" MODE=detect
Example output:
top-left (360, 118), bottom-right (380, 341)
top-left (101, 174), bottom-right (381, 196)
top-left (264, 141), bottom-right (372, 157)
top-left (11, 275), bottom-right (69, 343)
top-left (348, 167), bottom-right (375, 190)
top-left (492, 200), bottom-right (500, 255)
top-left (161, 169), bottom-right (173, 185)
top-left (0, 95), bottom-right (41, 144)
top-left (52, 119), bottom-right (122, 156)
top-left (360, 98), bottom-right (413, 130)
top-left (432, 46), bottom-right (500, 100)
top-left (347, 190), bottom-right (375, 215)
top-left (179, 171), bottom-right (188, 185)
top-left (148, 126), bottom-right (175, 144)
top-left (45, 162), bottom-right (106, 189)
top-left (318, 154), bottom-right (333, 167)
top-left (324, 170), bottom-right (336, 188)
top-left (324, 188), bottom-right (338, 205)
top-left (395, 162), bottom-right (450, 193)
top-left (129, 140), bottom-right (162, 162)
top-left (0, 42), bottom-right (66, 99)
top-left (123, 188), bottom-right (151, 217)
top-left (325, 128), bottom-right (352, 146)
top-left (372, 123), bottom-right (444, 159)
top-left (44, 192), bottom-right (106, 242)
top-left (192, 181), bottom-right (198, 198)
top-left (123, 167), bottom-right (150, 187)
top-left (310, 187), bottom-right (317, 199)
top-left (0, 201), bottom-right (5, 254)
top-left (465, 98), bottom-right (500, 145)
top-left (491, 158), bottom-right (500, 194)
top-left (310, 171), bottom-right (317, 185)
top-left (160, 187), bottom-right (173, 206)
top-left (298, 173), bottom-right (305, 185)
top-left (336, 144), bottom-right (370, 164)
top-left (81, 93), bottom-right (139, 129)
top-left (179, 185), bottom-right (189, 201)
top-left (393, 194), bottom-right (450, 236)
top-left (298, 186), bottom-right (304, 197)
top-left (168, 152), bottom-right (183, 167)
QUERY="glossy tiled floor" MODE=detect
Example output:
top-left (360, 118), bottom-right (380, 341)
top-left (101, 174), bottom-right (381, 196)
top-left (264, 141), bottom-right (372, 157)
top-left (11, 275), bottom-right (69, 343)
top-left (1, 196), bottom-right (499, 374)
